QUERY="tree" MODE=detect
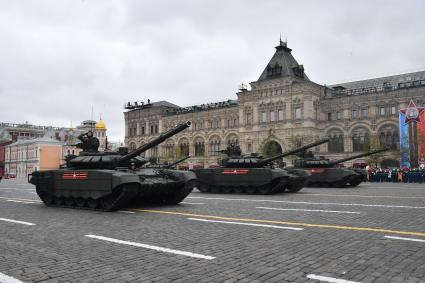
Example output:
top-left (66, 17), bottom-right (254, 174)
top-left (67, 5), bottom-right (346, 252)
top-left (366, 134), bottom-right (386, 167)
top-left (258, 138), bottom-right (282, 157)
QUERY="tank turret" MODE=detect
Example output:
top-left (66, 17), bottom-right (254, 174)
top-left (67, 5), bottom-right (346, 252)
top-left (68, 121), bottom-right (191, 170)
top-left (221, 139), bottom-right (330, 168)
top-left (294, 148), bottom-right (388, 168)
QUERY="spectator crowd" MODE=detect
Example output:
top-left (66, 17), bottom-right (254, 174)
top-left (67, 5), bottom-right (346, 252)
top-left (367, 167), bottom-right (425, 183)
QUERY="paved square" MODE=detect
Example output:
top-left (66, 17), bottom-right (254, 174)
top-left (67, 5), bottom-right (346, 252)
top-left (0, 179), bottom-right (424, 282)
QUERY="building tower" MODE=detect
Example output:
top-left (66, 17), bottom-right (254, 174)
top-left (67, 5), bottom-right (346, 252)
top-left (95, 115), bottom-right (107, 151)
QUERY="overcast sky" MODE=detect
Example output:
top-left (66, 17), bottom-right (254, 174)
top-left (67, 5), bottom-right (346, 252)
top-left (1, 0), bottom-right (424, 141)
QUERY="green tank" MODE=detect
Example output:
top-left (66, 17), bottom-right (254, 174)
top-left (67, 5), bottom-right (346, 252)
top-left (28, 121), bottom-right (196, 211)
top-left (194, 139), bottom-right (329, 194)
top-left (293, 148), bottom-right (388, 187)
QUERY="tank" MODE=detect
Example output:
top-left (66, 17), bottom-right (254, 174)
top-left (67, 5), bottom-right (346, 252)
top-left (194, 139), bottom-right (329, 194)
top-left (28, 121), bottom-right (197, 211)
top-left (293, 148), bottom-right (388, 187)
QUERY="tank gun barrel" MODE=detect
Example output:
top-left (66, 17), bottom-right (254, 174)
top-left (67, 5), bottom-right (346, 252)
top-left (165, 156), bottom-right (191, 169)
top-left (329, 148), bottom-right (388, 166)
top-left (118, 121), bottom-right (191, 164)
top-left (256, 138), bottom-right (330, 167)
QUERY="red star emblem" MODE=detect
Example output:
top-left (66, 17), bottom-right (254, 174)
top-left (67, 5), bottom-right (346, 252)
top-left (399, 100), bottom-right (425, 125)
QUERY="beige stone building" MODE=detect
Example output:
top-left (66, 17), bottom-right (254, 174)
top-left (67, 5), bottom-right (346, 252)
top-left (124, 41), bottom-right (425, 167)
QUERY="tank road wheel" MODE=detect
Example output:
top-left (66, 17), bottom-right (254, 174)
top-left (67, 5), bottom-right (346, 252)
top-left (42, 194), bottom-right (55, 205)
top-left (64, 197), bottom-right (75, 207)
top-left (100, 196), bottom-right (115, 211)
top-left (258, 185), bottom-right (271, 195)
top-left (245, 186), bottom-right (257, 194)
top-left (210, 186), bottom-right (221, 194)
top-left (221, 186), bottom-right (233, 194)
top-left (234, 186), bottom-right (244, 193)
top-left (163, 181), bottom-right (196, 205)
top-left (197, 183), bottom-right (210, 193)
top-left (75, 198), bottom-right (87, 208)
top-left (87, 198), bottom-right (99, 209)
top-left (54, 196), bottom-right (64, 205)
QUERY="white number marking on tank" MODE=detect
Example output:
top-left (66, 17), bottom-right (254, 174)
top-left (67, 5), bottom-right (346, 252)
top-left (384, 235), bottom-right (425, 243)
top-left (85, 235), bottom-right (215, 260)
top-left (257, 207), bottom-right (360, 214)
top-left (0, 271), bottom-right (26, 283)
top-left (188, 197), bottom-right (425, 209)
top-left (0, 218), bottom-right (36, 226)
top-left (187, 218), bottom-right (303, 230)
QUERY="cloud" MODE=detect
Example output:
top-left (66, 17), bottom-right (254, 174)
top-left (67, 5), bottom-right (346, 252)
top-left (0, 0), bottom-right (424, 140)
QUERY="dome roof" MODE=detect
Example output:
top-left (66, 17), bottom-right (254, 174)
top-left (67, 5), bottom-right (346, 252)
top-left (95, 118), bottom-right (106, 130)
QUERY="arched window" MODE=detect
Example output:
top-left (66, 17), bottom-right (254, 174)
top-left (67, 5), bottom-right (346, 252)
top-left (328, 129), bottom-right (344, 153)
top-left (352, 127), bottom-right (370, 152)
top-left (378, 125), bottom-right (399, 150)
top-left (179, 138), bottom-right (189, 157)
top-left (209, 136), bottom-right (221, 156)
top-left (164, 140), bottom-right (175, 158)
top-left (194, 138), bottom-right (205, 157)
top-left (226, 134), bottom-right (239, 145)
top-left (129, 142), bottom-right (137, 151)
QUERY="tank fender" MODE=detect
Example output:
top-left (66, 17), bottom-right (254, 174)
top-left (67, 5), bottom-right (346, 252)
top-left (111, 171), bottom-right (141, 189)
top-left (161, 169), bottom-right (197, 183)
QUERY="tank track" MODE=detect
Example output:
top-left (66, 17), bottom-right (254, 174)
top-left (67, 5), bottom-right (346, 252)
top-left (36, 184), bottom-right (140, 212)
top-left (307, 175), bottom-right (363, 188)
top-left (35, 181), bottom-right (196, 212)
top-left (197, 178), bottom-right (292, 195)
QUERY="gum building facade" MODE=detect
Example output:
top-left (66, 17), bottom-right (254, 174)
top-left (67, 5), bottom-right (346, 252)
top-left (124, 41), bottom-right (425, 167)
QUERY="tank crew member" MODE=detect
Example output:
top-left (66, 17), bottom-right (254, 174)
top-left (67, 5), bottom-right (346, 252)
top-left (76, 131), bottom-right (100, 153)
top-left (226, 143), bottom-right (242, 156)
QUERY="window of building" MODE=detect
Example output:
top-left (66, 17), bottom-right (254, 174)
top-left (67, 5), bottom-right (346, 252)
top-left (295, 107), bottom-right (302, 119)
top-left (141, 127), bottom-right (145, 135)
top-left (270, 111), bottom-right (275, 122)
top-left (150, 125), bottom-right (154, 134)
top-left (194, 140), bottom-right (205, 157)
top-left (246, 112), bottom-right (252, 125)
top-left (352, 109), bottom-right (358, 118)
top-left (337, 111), bottom-right (342, 120)
top-left (362, 108), bottom-right (368, 118)
top-left (278, 109), bottom-right (284, 121)
top-left (247, 143), bottom-right (252, 153)
top-left (391, 105), bottom-right (396, 115)
top-left (352, 128), bottom-right (370, 152)
top-left (328, 131), bottom-right (344, 153)
top-left (210, 139), bottom-right (221, 156)
top-left (262, 112), bottom-right (267, 123)
top-left (327, 113), bottom-right (332, 121)
top-left (379, 106), bottom-right (385, 116)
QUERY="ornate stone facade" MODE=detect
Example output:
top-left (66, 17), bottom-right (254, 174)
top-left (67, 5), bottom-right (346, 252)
top-left (124, 41), bottom-right (425, 167)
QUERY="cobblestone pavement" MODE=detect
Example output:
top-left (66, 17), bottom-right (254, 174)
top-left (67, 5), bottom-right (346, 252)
top-left (0, 179), bottom-right (424, 282)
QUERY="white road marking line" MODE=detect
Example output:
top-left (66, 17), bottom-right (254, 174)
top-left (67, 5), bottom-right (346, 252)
top-left (118, 210), bottom-right (136, 214)
top-left (188, 196), bottom-right (425, 209)
top-left (0, 272), bottom-right (25, 283)
top-left (85, 234), bottom-right (215, 260)
top-left (180, 202), bottom-right (205, 205)
top-left (307, 274), bottom-right (360, 283)
top-left (0, 187), bottom-right (35, 191)
top-left (384, 235), bottom-right (425, 243)
top-left (7, 200), bottom-right (39, 204)
top-left (257, 207), bottom-right (360, 214)
top-left (0, 218), bottom-right (36, 226)
top-left (187, 217), bottom-right (303, 231)
top-left (0, 196), bottom-right (41, 202)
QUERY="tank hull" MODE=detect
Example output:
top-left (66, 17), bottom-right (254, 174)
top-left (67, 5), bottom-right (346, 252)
top-left (194, 168), bottom-right (307, 194)
top-left (29, 168), bottom-right (197, 211)
top-left (303, 168), bottom-right (364, 187)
